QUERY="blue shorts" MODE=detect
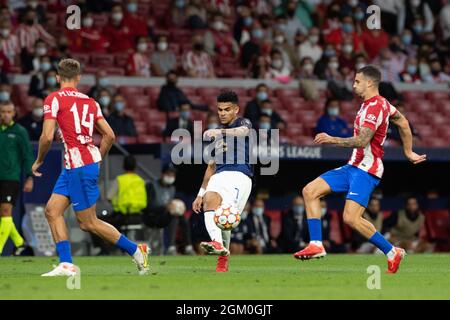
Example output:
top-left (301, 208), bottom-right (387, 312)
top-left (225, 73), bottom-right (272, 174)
top-left (320, 164), bottom-right (380, 208)
top-left (52, 162), bottom-right (100, 212)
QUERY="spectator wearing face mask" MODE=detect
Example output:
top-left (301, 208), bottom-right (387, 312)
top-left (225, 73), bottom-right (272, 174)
top-left (103, 4), bottom-right (135, 54)
top-left (28, 56), bottom-right (53, 98)
top-left (279, 0), bottom-right (308, 46)
top-left (360, 29), bottom-right (389, 61)
top-left (272, 29), bottom-right (299, 73)
top-left (40, 69), bottom-right (59, 97)
top-left (248, 54), bottom-right (271, 79)
top-left (260, 99), bottom-right (285, 130)
top-left (157, 70), bottom-right (208, 112)
top-left (244, 83), bottom-right (270, 125)
top-left (0, 83), bottom-right (12, 104)
top-left (67, 11), bottom-right (110, 53)
top-left (315, 98), bottom-right (352, 138)
top-left (143, 164), bottom-right (178, 255)
top-left (186, 0), bottom-right (208, 29)
top-left (182, 34), bottom-right (215, 78)
top-left (298, 27), bottom-right (323, 64)
top-left (298, 57), bottom-right (317, 79)
top-left (206, 113), bottom-right (219, 130)
top-left (245, 198), bottom-right (275, 254)
top-left (0, 20), bottom-right (20, 67)
top-left (21, 39), bottom-right (51, 74)
top-left (423, 59), bottom-right (450, 83)
top-left (97, 89), bottom-right (113, 118)
top-left (268, 49), bottom-right (292, 82)
top-left (17, 97), bottom-right (43, 140)
top-left (398, 29), bottom-right (417, 58)
top-left (399, 57), bottom-right (422, 83)
top-left (166, 0), bottom-right (188, 28)
top-left (87, 70), bottom-right (115, 101)
top-left (16, 8), bottom-right (55, 57)
top-left (18, 0), bottom-right (46, 24)
top-left (325, 15), bottom-right (362, 53)
top-left (400, 0), bottom-right (434, 35)
top-left (107, 95), bottom-right (137, 138)
top-left (204, 13), bottom-right (239, 58)
top-left (126, 36), bottom-right (151, 77)
top-left (163, 102), bottom-right (194, 138)
top-left (374, 48), bottom-right (405, 83)
top-left (278, 196), bottom-right (308, 253)
top-left (150, 35), bottom-right (177, 77)
top-left (339, 39), bottom-right (356, 72)
top-left (123, 0), bottom-right (148, 38)
top-left (240, 24), bottom-right (264, 69)
top-left (233, 5), bottom-right (253, 45)
top-left (323, 56), bottom-right (343, 82)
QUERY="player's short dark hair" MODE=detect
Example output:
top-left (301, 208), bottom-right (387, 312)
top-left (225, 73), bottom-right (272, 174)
top-left (57, 59), bottom-right (81, 81)
top-left (217, 90), bottom-right (238, 105)
top-left (256, 83), bottom-right (268, 91)
top-left (356, 65), bottom-right (381, 86)
top-left (123, 155), bottom-right (137, 171)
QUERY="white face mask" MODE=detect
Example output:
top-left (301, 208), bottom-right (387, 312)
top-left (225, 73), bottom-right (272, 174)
top-left (303, 63), bottom-right (313, 73)
top-left (36, 47), bottom-right (47, 56)
top-left (212, 21), bottom-right (224, 31)
top-left (163, 175), bottom-right (175, 185)
top-left (274, 35), bottom-right (284, 44)
top-left (272, 59), bottom-right (283, 69)
top-left (137, 43), bottom-right (148, 52)
top-left (112, 12), bottom-right (123, 22)
top-left (329, 61), bottom-right (339, 70)
top-left (309, 35), bottom-right (319, 44)
top-left (0, 29), bottom-right (10, 38)
top-left (343, 44), bottom-right (353, 54)
top-left (157, 42), bottom-right (168, 51)
top-left (32, 107), bottom-right (43, 119)
top-left (83, 17), bottom-right (94, 28)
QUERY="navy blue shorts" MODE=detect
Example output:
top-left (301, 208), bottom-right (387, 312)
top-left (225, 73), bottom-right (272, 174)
top-left (320, 164), bottom-right (380, 208)
top-left (52, 162), bottom-right (100, 212)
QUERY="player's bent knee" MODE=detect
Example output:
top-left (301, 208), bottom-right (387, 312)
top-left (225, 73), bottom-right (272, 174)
top-left (44, 206), bottom-right (59, 221)
top-left (343, 214), bottom-right (357, 228)
top-left (79, 221), bottom-right (95, 232)
top-left (302, 183), bottom-right (317, 200)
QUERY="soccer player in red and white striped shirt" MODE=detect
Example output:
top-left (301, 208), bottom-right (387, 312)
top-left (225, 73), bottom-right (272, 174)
top-left (293, 66), bottom-right (426, 273)
top-left (31, 59), bottom-right (149, 277)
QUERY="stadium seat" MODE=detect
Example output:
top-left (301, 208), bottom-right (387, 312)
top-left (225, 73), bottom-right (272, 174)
top-left (424, 210), bottom-right (450, 251)
top-left (138, 135), bottom-right (163, 144)
top-left (116, 136), bottom-right (138, 144)
top-left (128, 96), bottom-right (151, 109)
top-left (265, 210), bottom-right (282, 239)
top-left (197, 87), bottom-right (220, 98)
top-left (275, 88), bottom-right (300, 99)
top-left (71, 53), bottom-right (90, 66)
top-left (114, 53), bottom-right (130, 68)
top-left (402, 90), bottom-right (426, 101)
top-left (91, 54), bottom-right (115, 67)
top-left (426, 91), bottom-right (449, 101)
top-left (93, 14), bottom-right (108, 28)
top-left (105, 67), bottom-right (125, 76)
top-left (119, 86), bottom-right (146, 97)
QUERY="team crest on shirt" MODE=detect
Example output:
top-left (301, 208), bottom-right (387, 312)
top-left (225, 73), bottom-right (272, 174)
top-left (43, 104), bottom-right (51, 113)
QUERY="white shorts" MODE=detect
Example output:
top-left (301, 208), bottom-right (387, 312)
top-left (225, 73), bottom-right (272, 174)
top-left (205, 171), bottom-right (252, 213)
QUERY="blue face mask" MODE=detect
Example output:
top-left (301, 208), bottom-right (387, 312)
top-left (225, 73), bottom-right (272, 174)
top-left (40, 62), bottom-right (51, 72)
top-left (127, 3), bottom-right (138, 13)
top-left (257, 91), bottom-right (268, 101)
top-left (180, 110), bottom-right (190, 120)
top-left (324, 49), bottom-right (335, 57)
top-left (252, 29), bottom-right (264, 39)
top-left (175, 0), bottom-right (185, 9)
top-left (115, 102), bottom-right (125, 111)
top-left (342, 23), bottom-right (354, 33)
top-left (243, 16), bottom-right (253, 26)
top-left (354, 11), bottom-right (364, 21)
top-left (99, 96), bottom-right (111, 106)
top-left (413, 24), bottom-right (423, 34)
top-left (99, 78), bottom-right (109, 87)
top-left (0, 91), bottom-right (10, 102)
top-left (46, 77), bottom-right (57, 87)
top-left (292, 205), bottom-right (304, 215)
top-left (407, 64), bottom-right (417, 75)
top-left (208, 123), bottom-right (219, 129)
top-left (402, 34), bottom-right (412, 45)
top-left (327, 107), bottom-right (339, 117)
top-left (262, 108), bottom-right (272, 116)
top-left (259, 122), bottom-right (271, 130)
top-left (252, 207), bottom-right (264, 216)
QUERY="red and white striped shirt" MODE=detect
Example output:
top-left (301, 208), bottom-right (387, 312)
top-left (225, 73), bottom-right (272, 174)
top-left (348, 95), bottom-right (398, 178)
top-left (0, 34), bottom-right (20, 65)
top-left (16, 23), bottom-right (55, 52)
top-left (43, 87), bottom-right (104, 170)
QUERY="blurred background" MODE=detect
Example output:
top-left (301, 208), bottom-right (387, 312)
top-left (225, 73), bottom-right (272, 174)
top-left (0, 0), bottom-right (449, 257)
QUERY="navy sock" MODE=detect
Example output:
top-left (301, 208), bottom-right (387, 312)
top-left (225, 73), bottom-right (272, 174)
top-left (116, 234), bottom-right (138, 256)
top-left (307, 218), bottom-right (322, 241)
top-left (369, 231), bottom-right (393, 254)
top-left (56, 240), bottom-right (72, 264)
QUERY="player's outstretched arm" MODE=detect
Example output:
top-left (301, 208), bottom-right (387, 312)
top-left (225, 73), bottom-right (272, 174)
top-left (192, 161), bottom-right (216, 213)
top-left (314, 127), bottom-right (375, 149)
top-left (203, 126), bottom-right (250, 139)
top-left (390, 111), bottom-right (427, 164)
top-left (32, 119), bottom-right (56, 177)
top-left (95, 118), bottom-right (116, 159)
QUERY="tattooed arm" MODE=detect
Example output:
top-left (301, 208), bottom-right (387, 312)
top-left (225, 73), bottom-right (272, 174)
top-left (390, 110), bottom-right (427, 164)
top-left (314, 127), bottom-right (375, 148)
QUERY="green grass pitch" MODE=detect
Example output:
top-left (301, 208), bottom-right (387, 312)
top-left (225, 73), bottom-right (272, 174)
top-left (1, 254), bottom-right (450, 299)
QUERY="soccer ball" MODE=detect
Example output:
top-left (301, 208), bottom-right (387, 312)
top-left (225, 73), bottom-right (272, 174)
top-left (214, 204), bottom-right (241, 231)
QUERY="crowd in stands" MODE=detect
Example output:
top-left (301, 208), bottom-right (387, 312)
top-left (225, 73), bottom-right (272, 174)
top-left (0, 0), bottom-right (448, 146)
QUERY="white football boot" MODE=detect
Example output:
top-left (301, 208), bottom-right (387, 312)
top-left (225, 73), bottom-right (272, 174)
top-left (132, 244), bottom-right (150, 275)
top-left (41, 263), bottom-right (77, 277)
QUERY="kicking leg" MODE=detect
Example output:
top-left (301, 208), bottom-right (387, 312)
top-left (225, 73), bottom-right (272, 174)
top-left (200, 191), bottom-right (229, 256)
top-left (75, 205), bottom-right (149, 275)
top-left (293, 177), bottom-right (332, 260)
top-left (343, 199), bottom-right (405, 273)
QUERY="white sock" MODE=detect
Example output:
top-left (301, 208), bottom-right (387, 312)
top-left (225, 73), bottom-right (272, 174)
top-left (386, 247), bottom-right (396, 260)
top-left (222, 230), bottom-right (231, 250)
top-left (310, 241), bottom-right (323, 247)
top-left (204, 210), bottom-right (223, 244)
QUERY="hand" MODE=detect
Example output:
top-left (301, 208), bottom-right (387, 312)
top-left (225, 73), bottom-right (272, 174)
top-left (203, 129), bottom-right (222, 140)
top-left (23, 177), bottom-right (33, 192)
top-left (405, 151), bottom-right (427, 165)
top-left (314, 133), bottom-right (335, 145)
top-left (192, 196), bottom-right (203, 213)
top-left (31, 161), bottom-right (43, 177)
